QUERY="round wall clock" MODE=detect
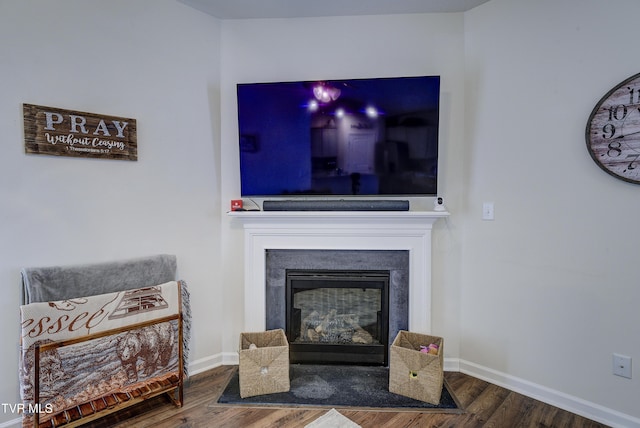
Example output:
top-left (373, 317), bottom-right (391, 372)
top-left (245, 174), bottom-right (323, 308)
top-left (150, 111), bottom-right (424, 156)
top-left (586, 72), bottom-right (640, 184)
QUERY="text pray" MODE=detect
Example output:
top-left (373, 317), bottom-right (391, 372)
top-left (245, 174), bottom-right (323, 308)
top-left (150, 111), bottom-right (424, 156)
top-left (44, 112), bottom-right (128, 138)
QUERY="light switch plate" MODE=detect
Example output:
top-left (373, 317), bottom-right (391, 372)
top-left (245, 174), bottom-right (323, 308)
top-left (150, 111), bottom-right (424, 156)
top-left (482, 202), bottom-right (494, 220)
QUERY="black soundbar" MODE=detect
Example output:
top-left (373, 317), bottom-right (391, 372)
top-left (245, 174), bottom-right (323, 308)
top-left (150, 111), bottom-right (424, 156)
top-left (262, 200), bottom-right (410, 212)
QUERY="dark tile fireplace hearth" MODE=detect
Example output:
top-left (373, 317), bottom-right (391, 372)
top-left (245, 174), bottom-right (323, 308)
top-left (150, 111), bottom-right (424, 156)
top-left (266, 249), bottom-right (409, 366)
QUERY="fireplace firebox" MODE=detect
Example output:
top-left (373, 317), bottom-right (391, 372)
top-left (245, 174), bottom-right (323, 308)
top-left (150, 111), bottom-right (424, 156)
top-left (286, 269), bottom-right (390, 365)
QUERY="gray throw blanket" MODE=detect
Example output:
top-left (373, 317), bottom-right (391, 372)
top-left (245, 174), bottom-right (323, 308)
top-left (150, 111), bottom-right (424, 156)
top-left (21, 254), bottom-right (177, 304)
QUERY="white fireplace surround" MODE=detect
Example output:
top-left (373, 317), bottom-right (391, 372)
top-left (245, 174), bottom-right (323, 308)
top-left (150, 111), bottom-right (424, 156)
top-left (229, 210), bottom-right (449, 334)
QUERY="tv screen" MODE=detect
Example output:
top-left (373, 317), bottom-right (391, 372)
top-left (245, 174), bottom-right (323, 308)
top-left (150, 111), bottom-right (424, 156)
top-left (237, 76), bottom-right (440, 197)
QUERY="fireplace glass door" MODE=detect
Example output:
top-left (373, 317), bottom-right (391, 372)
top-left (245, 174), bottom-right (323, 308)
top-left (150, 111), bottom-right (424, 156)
top-left (286, 270), bottom-right (389, 365)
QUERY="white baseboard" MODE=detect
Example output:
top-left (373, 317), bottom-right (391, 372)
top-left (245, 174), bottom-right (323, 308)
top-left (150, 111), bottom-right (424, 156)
top-left (0, 418), bottom-right (19, 428)
top-left (455, 358), bottom-right (640, 428)
top-left (188, 352), bottom-right (238, 376)
top-left (222, 351), bottom-right (240, 366)
top-left (188, 353), bottom-right (224, 375)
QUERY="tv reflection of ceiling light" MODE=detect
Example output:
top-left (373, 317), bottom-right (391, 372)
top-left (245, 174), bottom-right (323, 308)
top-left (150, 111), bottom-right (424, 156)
top-left (335, 108), bottom-right (345, 118)
top-left (308, 99), bottom-right (319, 112)
top-left (313, 83), bottom-right (341, 103)
top-left (365, 106), bottom-right (378, 118)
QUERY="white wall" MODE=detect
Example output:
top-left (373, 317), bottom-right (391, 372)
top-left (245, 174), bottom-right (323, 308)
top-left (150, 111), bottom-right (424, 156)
top-left (462, 0), bottom-right (640, 422)
top-left (219, 12), bottom-right (466, 361)
top-left (0, 1), bottom-right (222, 425)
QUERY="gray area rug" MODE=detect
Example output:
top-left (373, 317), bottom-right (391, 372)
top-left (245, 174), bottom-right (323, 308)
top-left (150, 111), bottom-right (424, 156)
top-left (217, 364), bottom-right (462, 412)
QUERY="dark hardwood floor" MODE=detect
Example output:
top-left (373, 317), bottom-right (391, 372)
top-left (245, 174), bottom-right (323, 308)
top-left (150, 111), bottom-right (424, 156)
top-left (89, 365), bottom-right (609, 428)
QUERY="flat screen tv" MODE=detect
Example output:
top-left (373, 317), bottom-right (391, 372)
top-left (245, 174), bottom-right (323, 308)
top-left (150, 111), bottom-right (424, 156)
top-left (237, 75), bottom-right (440, 197)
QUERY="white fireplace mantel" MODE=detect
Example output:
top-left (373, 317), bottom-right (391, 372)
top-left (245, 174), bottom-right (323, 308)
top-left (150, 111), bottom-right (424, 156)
top-left (228, 210), bottom-right (449, 334)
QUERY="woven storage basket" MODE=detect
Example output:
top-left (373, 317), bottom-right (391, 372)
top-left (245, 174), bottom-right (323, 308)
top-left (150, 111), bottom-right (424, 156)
top-left (238, 329), bottom-right (290, 398)
top-left (389, 330), bottom-right (444, 404)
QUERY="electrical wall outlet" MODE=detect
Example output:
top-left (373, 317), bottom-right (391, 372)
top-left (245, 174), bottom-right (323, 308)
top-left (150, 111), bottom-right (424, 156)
top-left (613, 353), bottom-right (632, 379)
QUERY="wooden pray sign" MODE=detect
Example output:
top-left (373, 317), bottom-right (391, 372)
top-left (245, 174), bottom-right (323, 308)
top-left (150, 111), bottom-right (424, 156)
top-left (23, 104), bottom-right (137, 161)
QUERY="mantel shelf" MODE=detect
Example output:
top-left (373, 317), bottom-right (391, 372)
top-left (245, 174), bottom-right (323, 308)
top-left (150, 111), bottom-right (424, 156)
top-left (227, 210), bottom-right (449, 225)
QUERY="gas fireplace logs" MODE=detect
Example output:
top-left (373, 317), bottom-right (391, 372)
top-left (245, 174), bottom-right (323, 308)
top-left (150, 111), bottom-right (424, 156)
top-left (301, 309), bottom-right (374, 344)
